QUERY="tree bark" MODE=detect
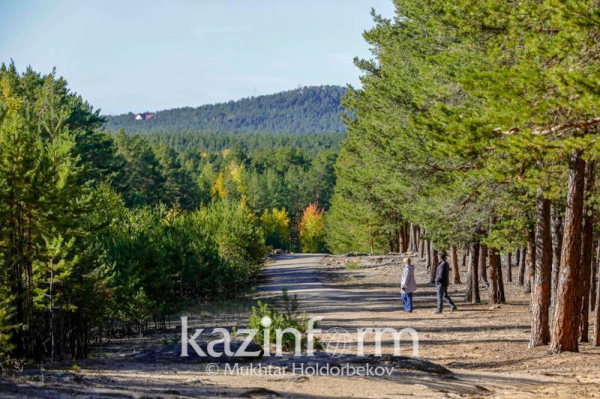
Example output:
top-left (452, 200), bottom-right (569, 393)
top-left (524, 229), bottom-right (536, 294)
top-left (409, 223), bottom-right (416, 252)
top-left (518, 247), bottom-right (527, 286)
top-left (425, 240), bottom-right (431, 273)
top-left (401, 223), bottom-right (410, 253)
top-left (550, 204), bottom-right (564, 322)
top-left (579, 161), bottom-right (594, 342)
top-left (452, 246), bottom-right (461, 284)
top-left (505, 253), bottom-right (513, 283)
top-left (489, 248), bottom-right (500, 304)
top-left (594, 250), bottom-right (600, 346)
top-left (592, 240), bottom-right (599, 313)
top-left (465, 242), bottom-right (481, 303)
top-left (551, 150), bottom-right (585, 353)
top-left (516, 248), bottom-right (521, 267)
top-left (430, 247), bottom-right (438, 284)
top-left (497, 255), bottom-right (506, 303)
top-left (419, 238), bottom-right (425, 259)
top-left (415, 225), bottom-right (420, 252)
top-left (530, 194), bottom-right (552, 347)
top-left (479, 245), bottom-right (488, 283)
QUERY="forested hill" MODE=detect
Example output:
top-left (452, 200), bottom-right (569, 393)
top-left (104, 85), bottom-right (347, 134)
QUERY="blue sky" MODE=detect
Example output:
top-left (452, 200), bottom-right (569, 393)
top-left (1, 0), bottom-right (396, 115)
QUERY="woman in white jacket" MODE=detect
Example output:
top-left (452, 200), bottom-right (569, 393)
top-left (401, 257), bottom-right (417, 313)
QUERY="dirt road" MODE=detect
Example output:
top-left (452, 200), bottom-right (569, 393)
top-left (3, 253), bottom-right (600, 398)
top-left (255, 253), bottom-right (600, 397)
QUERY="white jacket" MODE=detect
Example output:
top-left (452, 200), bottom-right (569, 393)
top-left (401, 264), bottom-right (417, 293)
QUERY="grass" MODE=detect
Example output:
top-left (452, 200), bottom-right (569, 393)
top-left (345, 261), bottom-right (360, 270)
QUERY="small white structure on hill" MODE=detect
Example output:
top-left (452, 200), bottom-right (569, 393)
top-left (135, 113), bottom-right (154, 121)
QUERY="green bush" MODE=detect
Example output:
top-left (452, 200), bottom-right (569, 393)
top-left (248, 289), bottom-right (319, 352)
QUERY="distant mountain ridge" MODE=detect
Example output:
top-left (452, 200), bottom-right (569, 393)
top-left (103, 85), bottom-right (347, 135)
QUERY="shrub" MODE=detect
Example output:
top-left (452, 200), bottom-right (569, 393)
top-left (248, 289), bottom-right (319, 352)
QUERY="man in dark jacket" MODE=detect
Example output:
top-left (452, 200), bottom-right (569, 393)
top-left (433, 252), bottom-right (457, 314)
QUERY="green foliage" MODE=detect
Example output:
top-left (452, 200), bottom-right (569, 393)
top-left (0, 256), bottom-right (14, 359)
top-left (112, 131), bottom-right (199, 209)
top-left (104, 86), bottom-right (347, 135)
top-left (328, 0), bottom-right (600, 260)
top-left (248, 289), bottom-right (318, 352)
top-left (0, 63), bottom-right (99, 359)
top-left (260, 208), bottom-right (291, 250)
top-left (345, 261), bottom-right (360, 270)
top-left (195, 200), bottom-right (266, 289)
top-left (0, 64), bottom-right (271, 361)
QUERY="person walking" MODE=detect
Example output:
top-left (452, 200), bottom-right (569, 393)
top-left (433, 252), bottom-right (457, 314)
top-left (401, 257), bottom-right (417, 312)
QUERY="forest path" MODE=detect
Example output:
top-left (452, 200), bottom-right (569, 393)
top-left (252, 252), bottom-right (600, 397)
top-left (255, 253), bottom-right (392, 328)
top-left (256, 253), bottom-right (330, 296)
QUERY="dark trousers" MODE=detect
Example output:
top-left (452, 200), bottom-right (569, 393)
top-left (401, 292), bottom-right (413, 312)
top-left (436, 283), bottom-right (456, 310)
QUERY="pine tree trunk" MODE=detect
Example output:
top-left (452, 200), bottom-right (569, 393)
top-left (551, 150), bottom-right (585, 353)
top-left (425, 240), bottom-right (431, 272)
top-left (516, 248), bottom-right (521, 267)
top-left (452, 246), bottom-right (461, 284)
top-left (401, 223), bottom-right (410, 253)
top-left (505, 253), bottom-right (513, 283)
top-left (518, 247), bottom-right (527, 286)
top-left (466, 242), bottom-right (481, 303)
top-left (489, 248), bottom-right (500, 304)
top-left (430, 248), bottom-right (438, 284)
top-left (594, 255), bottom-right (600, 346)
top-left (479, 245), bottom-right (488, 283)
top-left (530, 194), bottom-right (552, 347)
top-left (579, 161), bottom-right (594, 342)
top-left (592, 240), bottom-right (599, 313)
top-left (550, 204), bottom-right (564, 321)
top-left (415, 225), bottom-right (420, 251)
top-left (497, 256), bottom-right (506, 303)
top-left (524, 229), bottom-right (536, 294)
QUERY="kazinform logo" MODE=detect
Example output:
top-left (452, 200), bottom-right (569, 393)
top-left (180, 316), bottom-right (419, 358)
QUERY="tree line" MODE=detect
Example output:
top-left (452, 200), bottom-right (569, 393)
top-left (0, 64), bottom-right (333, 362)
top-left (104, 85), bottom-right (347, 135)
top-left (325, 0), bottom-right (600, 352)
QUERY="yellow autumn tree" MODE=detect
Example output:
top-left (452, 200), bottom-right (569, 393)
top-left (228, 161), bottom-right (247, 197)
top-left (211, 171), bottom-right (226, 200)
top-left (299, 203), bottom-right (326, 253)
top-left (260, 208), bottom-right (291, 250)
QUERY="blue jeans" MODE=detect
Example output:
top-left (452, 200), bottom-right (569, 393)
top-left (402, 292), bottom-right (413, 312)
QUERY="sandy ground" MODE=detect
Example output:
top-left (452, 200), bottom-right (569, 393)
top-left (2, 252), bottom-right (600, 398)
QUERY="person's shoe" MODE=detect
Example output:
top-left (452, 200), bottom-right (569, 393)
top-left (450, 306), bottom-right (457, 312)
top-left (433, 309), bottom-right (442, 314)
